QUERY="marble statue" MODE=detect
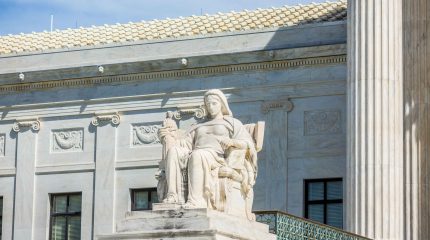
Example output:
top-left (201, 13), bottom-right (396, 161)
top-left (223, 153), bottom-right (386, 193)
top-left (157, 89), bottom-right (264, 220)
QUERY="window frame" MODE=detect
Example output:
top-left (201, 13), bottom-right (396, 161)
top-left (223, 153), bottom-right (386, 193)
top-left (130, 188), bottom-right (158, 211)
top-left (49, 192), bottom-right (82, 240)
top-left (304, 178), bottom-right (343, 228)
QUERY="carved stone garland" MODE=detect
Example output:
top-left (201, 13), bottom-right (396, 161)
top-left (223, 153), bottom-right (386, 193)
top-left (52, 129), bottom-right (83, 152)
top-left (133, 124), bottom-right (161, 145)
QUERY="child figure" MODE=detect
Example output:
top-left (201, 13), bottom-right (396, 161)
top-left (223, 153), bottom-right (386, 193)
top-left (156, 111), bottom-right (178, 202)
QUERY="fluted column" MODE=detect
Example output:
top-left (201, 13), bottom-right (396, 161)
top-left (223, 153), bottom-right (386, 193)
top-left (346, 0), bottom-right (404, 239)
top-left (403, 0), bottom-right (430, 239)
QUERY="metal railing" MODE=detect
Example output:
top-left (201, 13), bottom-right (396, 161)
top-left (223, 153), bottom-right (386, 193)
top-left (254, 211), bottom-right (371, 240)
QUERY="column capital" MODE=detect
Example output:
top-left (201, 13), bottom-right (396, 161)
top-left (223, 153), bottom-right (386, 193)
top-left (12, 118), bottom-right (41, 132)
top-left (172, 106), bottom-right (206, 120)
top-left (261, 99), bottom-right (293, 114)
top-left (91, 112), bottom-right (120, 127)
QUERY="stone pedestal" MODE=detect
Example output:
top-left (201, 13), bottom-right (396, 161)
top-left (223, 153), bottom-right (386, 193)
top-left (97, 206), bottom-right (276, 240)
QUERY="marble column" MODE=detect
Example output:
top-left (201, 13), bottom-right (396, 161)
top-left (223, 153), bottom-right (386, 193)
top-left (403, 0), bottom-right (430, 239)
top-left (92, 113), bottom-right (120, 238)
top-left (346, 0), bottom-right (404, 239)
top-left (12, 120), bottom-right (41, 239)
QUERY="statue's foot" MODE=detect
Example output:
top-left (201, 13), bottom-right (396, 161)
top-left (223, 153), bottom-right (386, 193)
top-left (162, 193), bottom-right (177, 203)
top-left (183, 201), bottom-right (206, 209)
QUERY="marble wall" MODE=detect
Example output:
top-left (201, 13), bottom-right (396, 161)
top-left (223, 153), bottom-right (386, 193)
top-left (0, 22), bottom-right (347, 239)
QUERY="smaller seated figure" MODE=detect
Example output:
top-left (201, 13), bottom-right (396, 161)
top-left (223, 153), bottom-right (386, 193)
top-left (157, 89), bottom-right (264, 220)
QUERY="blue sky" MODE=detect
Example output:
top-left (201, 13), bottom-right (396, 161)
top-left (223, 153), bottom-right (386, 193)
top-left (0, 0), bottom-right (327, 36)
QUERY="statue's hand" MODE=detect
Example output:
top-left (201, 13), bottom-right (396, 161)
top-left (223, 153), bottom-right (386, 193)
top-left (219, 166), bottom-right (234, 177)
top-left (217, 136), bottom-right (233, 149)
top-left (158, 126), bottom-right (175, 139)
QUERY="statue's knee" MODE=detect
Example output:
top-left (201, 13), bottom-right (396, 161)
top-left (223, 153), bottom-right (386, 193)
top-left (189, 150), bottom-right (203, 167)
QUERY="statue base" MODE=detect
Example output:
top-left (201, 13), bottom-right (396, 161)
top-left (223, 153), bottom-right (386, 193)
top-left (97, 204), bottom-right (275, 240)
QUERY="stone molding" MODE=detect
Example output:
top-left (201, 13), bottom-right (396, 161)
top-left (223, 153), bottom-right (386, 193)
top-left (0, 55), bottom-right (346, 93)
top-left (12, 119), bottom-right (41, 132)
top-left (91, 112), bottom-right (120, 126)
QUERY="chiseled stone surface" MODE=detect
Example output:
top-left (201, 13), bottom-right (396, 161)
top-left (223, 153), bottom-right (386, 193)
top-left (98, 208), bottom-right (275, 240)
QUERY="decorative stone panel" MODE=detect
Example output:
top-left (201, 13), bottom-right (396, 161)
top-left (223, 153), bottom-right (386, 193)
top-left (51, 128), bottom-right (84, 153)
top-left (132, 123), bottom-right (162, 146)
top-left (304, 110), bottom-right (341, 136)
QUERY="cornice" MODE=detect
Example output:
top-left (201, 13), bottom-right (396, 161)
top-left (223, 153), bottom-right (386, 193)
top-left (0, 55), bottom-right (346, 94)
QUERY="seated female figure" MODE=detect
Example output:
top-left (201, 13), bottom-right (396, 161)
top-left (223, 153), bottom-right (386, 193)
top-left (158, 89), bottom-right (258, 218)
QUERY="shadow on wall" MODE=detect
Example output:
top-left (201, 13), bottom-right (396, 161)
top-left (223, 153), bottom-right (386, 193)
top-left (262, 5), bottom-right (347, 51)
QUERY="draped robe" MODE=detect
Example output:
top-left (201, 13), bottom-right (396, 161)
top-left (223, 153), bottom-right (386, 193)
top-left (164, 116), bottom-right (257, 214)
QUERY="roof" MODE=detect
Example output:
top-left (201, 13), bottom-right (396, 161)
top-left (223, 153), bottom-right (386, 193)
top-left (0, 1), bottom-right (346, 56)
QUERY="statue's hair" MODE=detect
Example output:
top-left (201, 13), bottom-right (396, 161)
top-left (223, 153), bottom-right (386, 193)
top-left (204, 89), bottom-right (233, 117)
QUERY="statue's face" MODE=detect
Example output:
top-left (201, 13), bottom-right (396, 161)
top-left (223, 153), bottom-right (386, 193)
top-left (205, 95), bottom-right (222, 118)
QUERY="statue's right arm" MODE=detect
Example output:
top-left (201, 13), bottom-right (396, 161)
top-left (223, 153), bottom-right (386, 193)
top-left (176, 130), bottom-right (194, 151)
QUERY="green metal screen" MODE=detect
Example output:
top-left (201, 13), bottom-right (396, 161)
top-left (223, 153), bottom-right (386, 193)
top-left (254, 211), bottom-right (371, 240)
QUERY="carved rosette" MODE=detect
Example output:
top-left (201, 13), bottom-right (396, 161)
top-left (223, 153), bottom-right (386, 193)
top-left (132, 124), bottom-right (161, 146)
top-left (12, 119), bottom-right (41, 132)
top-left (52, 129), bottom-right (83, 152)
top-left (0, 134), bottom-right (5, 157)
top-left (91, 112), bottom-right (120, 126)
top-left (172, 106), bottom-right (206, 120)
top-left (304, 110), bottom-right (341, 135)
top-left (261, 99), bottom-right (293, 113)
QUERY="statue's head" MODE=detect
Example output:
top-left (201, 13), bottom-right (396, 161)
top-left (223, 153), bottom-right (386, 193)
top-left (204, 89), bottom-right (232, 118)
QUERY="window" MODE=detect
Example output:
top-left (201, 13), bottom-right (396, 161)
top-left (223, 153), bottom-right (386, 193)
top-left (131, 188), bottom-right (158, 211)
top-left (304, 178), bottom-right (343, 229)
top-left (50, 193), bottom-right (81, 240)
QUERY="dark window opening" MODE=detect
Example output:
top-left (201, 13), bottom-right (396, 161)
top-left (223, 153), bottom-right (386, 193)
top-left (131, 188), bottom-right (158, 211)
top-left (50, 193), bottom-right (81, 240)
top-left (305, 178), bottom-right (343, 229)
